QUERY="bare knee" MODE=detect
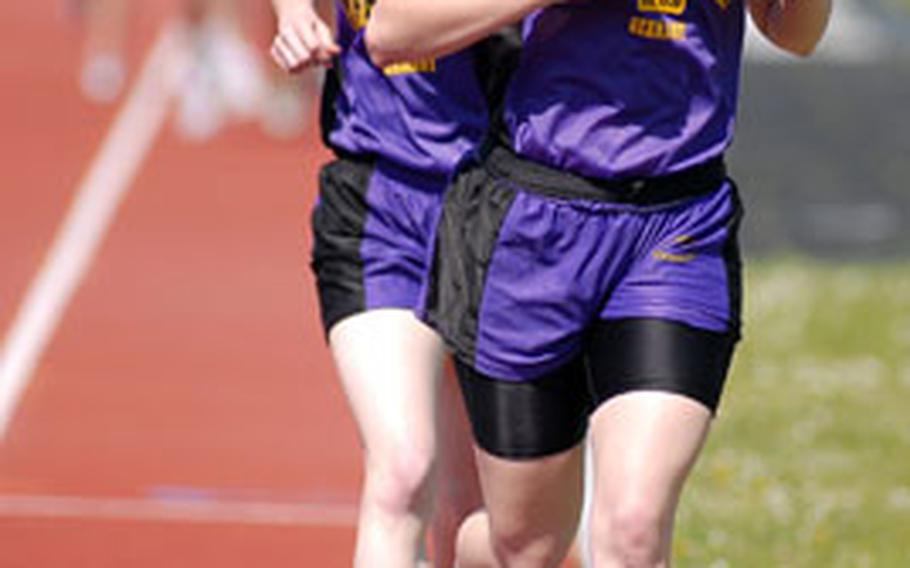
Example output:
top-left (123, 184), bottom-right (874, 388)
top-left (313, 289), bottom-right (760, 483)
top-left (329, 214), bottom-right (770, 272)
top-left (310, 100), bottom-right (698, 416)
top-left (590, 500), bottom-right (669, 567)
top-left (364, 445), bottom-right (436, 518)
top-left (489, 517), bottom-right (575, 568)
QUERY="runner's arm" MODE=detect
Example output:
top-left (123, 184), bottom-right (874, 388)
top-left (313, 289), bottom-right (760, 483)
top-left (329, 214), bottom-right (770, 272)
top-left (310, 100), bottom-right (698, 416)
top-left (365, 0), bottom-right (552, 67)
top-left (748, 0), bottom-right (832, 57)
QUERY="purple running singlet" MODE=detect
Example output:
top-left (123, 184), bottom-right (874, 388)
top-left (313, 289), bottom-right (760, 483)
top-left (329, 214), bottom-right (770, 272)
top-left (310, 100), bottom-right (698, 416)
top-left (505, 0), bottom-right (745, 178)
top-left (325, 0), bottom-right (488, 176)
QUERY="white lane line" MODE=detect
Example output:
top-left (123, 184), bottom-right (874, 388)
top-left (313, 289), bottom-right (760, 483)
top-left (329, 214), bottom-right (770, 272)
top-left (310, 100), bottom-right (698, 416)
top-left (0, 494), bottom-right (357, 527)
top-left (0, 23), bottom-right (189, 438)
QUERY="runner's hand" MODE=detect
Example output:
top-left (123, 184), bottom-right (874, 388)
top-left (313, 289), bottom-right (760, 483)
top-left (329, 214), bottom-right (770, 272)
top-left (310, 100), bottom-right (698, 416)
top-left (271, 1), bottom-right (339, 72)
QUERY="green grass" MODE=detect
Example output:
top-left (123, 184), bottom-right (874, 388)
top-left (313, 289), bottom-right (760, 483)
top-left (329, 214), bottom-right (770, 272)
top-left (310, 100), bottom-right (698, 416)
top-left (675, 259), bottom-right (910, 566)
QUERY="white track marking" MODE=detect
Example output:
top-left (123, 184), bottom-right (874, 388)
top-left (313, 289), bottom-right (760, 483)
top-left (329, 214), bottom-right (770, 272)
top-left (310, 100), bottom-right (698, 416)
top-left (0, 493), bottom-right (356, 527)
top-left (0, 23), bottom-right (189, 438)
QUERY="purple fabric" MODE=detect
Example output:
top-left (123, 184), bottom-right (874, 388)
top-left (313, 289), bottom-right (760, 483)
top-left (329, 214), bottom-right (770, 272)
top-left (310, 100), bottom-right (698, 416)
top-left (360, 160), bottom-right (446, 310)
top-left (505, 1), bottom-right (745, 179)
top-left (473, 182), bottom-right (737, 380)
top-left (328, 2), bottom-right (487, 176)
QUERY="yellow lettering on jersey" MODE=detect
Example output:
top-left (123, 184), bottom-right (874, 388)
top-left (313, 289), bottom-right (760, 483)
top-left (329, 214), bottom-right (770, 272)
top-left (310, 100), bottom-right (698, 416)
top-left (628, 16), bottom-right (687, 41)
top-left (383, 58), bottom-right (437, 75)
top-left (637, 0), bottom-right (686, 16)
top-left (343, 0), bottom-right (373, 30)
top-left (714, 0), bottom-right (731, 9)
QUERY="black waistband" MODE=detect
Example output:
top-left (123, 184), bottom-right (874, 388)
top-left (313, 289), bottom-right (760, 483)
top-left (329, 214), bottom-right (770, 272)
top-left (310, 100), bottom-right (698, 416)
top-left (483, 144), bottom-right (727, 205)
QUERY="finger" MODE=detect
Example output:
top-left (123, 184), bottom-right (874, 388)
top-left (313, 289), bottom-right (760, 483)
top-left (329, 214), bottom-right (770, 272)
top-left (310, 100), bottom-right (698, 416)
top-left (310, 24), bottom-right (339, 65)
top-left (270, 41), bottom-right (292, 71)
top-left (295, 20), bottom-right (322, 58)
top-left (272, 40), bottom-right (304, 72)
top-left (314, 20), bottom-right (341, 56)
top-left (277, 29), bottom-right (312, 66)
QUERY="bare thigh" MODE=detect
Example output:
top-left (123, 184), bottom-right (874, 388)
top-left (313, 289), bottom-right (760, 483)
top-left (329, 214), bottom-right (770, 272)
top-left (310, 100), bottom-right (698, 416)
top-left (588, 391), bottom-right (712, 560)
top-left (329, 309), bottom-right (445, 463)
top-left (590, 392), bottom-right (711, 509)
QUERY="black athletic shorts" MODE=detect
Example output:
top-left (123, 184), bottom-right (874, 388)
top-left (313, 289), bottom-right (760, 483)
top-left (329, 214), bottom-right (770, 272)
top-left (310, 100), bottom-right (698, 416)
top-left (424, 147), bottom-right (743, 458)
top-left (311, 156), bottom-right (447, 334)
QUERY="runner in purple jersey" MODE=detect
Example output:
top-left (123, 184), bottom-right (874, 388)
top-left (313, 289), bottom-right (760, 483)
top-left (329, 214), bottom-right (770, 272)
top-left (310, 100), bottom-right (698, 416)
top-left (367, 1), bottom-right (831, 566)
top-left (270, 1), bottom-right (520, 565)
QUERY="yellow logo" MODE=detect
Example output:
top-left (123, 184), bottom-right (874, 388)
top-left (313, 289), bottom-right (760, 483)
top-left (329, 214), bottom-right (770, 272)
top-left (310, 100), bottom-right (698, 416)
top-left (628, 16), bottom-right (687, 41)
top-left (714, 0), bottom-right (731, 9)
top-left (652, 235), bottom-right (696, 262)
top-left (637, 0), bottom-right (686, 16)
top-left (383, 59), bottom-right (437, 75)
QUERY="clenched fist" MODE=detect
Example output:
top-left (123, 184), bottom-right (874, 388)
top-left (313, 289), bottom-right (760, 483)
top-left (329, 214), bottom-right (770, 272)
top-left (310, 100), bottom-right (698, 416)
top-left (271, 0), bottom-right (339, 72)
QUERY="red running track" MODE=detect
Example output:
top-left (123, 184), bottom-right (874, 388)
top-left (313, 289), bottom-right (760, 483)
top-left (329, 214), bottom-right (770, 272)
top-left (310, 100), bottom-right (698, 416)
top-left (0, 2), bottom-right (358, 565)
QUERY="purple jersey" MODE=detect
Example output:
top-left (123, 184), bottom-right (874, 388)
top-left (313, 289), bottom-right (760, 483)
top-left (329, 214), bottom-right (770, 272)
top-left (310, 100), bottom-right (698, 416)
top-left (326, 1), bottom-right (488, 176)
top-left (504, 0), bottom-right (745, 179)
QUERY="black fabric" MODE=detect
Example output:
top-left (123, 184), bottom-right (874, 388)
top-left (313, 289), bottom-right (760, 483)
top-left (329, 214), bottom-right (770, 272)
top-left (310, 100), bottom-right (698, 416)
top-left (585, 318), bottom-right (738, 413)
top-left (453, 318), bottom-right (737, 458)
top-left (456, 358), bottom-right (591, 459)
top-left (723, 181), bottom-right (745, 338)
top-left (318, 58), bottom-right (370, 162)
top-left (310, 157), bottom-right (375, 334)
top-left (319, 59), bottom-right (342, 152)
top-left (423, 159), bottom-right (517, 365)
top-left (471, 25), bottom-right (523, 126)
top-left (485, 143), bottom-right (727, 205)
